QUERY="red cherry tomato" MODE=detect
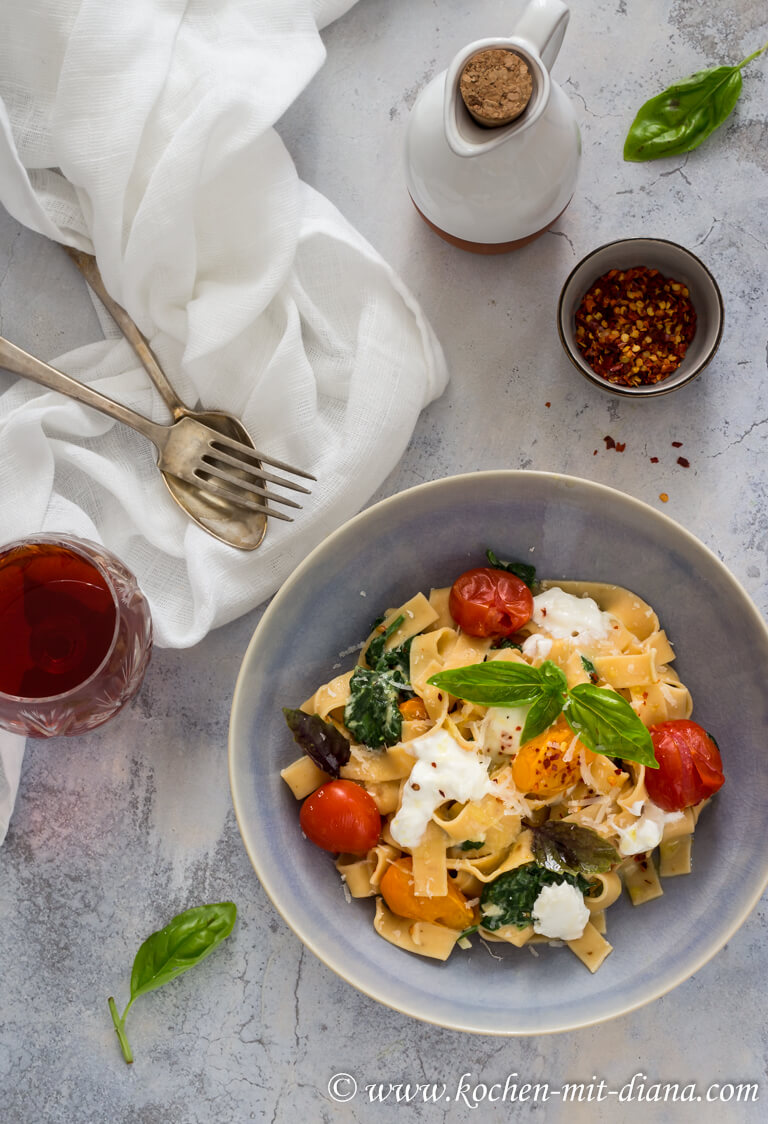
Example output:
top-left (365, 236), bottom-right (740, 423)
top-left (645, 719), bottom-right (724, 812)
top-left (299, 780), bottom-right (381, 854)
top-left (448, 567), bottom-right (534, 638)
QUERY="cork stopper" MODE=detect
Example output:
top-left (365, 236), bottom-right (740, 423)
top-left (459, 49), bottom-right (533, 128)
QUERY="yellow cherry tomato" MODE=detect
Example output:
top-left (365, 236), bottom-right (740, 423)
top-left (512, 716), bottom-right (585, 796)
top-left (379, 858), bottom-right (476, 929)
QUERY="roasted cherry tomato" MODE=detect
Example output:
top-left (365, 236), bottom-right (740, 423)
top-left (645, 719), bottom-right (724, 812)
top-left (299, 779), bottom-right (381, 854)
top-left (448, 567), bottom-right (534, 638)
top-left (512, 717), bottom-right (585, 797)
top-left (379, 858), bottom-right (476, 929)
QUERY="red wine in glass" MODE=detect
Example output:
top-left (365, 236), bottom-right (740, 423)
top-left (0, 536), bottom-right (152, 737)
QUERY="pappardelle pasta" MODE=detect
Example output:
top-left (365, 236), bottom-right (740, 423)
top-left (281, 554), bottom-right (724, 972)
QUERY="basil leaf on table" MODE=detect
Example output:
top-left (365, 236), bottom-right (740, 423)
top-left (563, 684), bottom-right (658, 768)
top-left (108, 902), bottom-right (237, 1064)
top-left (624, 41), bottom-right (768, 162)
top-left (283, 708), bottom-right (351, 777)
top-left (530, 821), bottom-right (620, 878)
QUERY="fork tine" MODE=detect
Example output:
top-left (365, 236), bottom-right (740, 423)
top-left (207, 435), bottom-right (316, 481)
top-left (195, 462), bottom-right (303, 509)
top-left (193, 476), bottom-right (295, 521)
top-left (202, 448), bottom-right (312, 495)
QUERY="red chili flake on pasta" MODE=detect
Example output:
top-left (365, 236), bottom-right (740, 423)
top-left (677, 457), bottom-right (690, 468)
top-left (574, 266), bottom-right (696, 386)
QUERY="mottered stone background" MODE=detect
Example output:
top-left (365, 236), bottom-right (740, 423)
top-left (1, 1), bottom-right (766, 1121)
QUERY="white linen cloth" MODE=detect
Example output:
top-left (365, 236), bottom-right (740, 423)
top-left (0, 0), bottom-right (448, 842)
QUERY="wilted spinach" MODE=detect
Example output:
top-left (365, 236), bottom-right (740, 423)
top-left (480, 864), bottom-right (590, 931)
top-left (344, 613), bottom-right (415, 748)
top-left (486, 549), bottom-right (536, 590)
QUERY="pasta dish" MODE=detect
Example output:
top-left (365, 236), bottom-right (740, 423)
top-left (280, 554), bottom-right (724, 971)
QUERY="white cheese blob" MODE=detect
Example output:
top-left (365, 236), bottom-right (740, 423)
top-left (531, 587), bottom-right (613, 644)
top-left (532, 881), bottom-right (590, 940)
top-left (614, 800), bottom-right (684, 856)
top-left (480, 704), bottom-right (531, 758)
top-left (389, 728), bottom-right (493, 849)
top-left (521, 634), bottom-right (553, 662)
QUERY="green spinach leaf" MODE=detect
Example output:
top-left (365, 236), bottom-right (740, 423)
top-left (365, 613), bottom-right (405, 668)
top-left (480, 864), bottom-right (589, 931)
top-left (282, 708), bottom-right (351, 777)
top-left (108, 902), bottom-right (237, 1064)
top-left (344, 666), bottom-right (403, 748)
top-left (486, 549), bottom-right (536, 589)
top-left (624, 41), bottom-right (768, 161)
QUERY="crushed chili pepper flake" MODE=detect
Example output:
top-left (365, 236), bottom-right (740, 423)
top-left (650, 456), bottom-right (659, 463)
top-left (545, 401), bottom-right (551, 407)
top-left (659, 492), bottom-right (669, 502)
top-left (677, 456), bottom-right (690, 467)
top-left (603, 435), bottom-right (616, 449)
top-left (672, 441), bottom-right (683, 447)
top-left (574, 266), bottom-right (696, 386)
top-left (615, 441), bottom-right (626, 452)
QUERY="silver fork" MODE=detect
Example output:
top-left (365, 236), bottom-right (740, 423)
top-left (0, 337), bottom-right (313, 522)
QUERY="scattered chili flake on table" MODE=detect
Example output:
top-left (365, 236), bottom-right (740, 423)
top-left (677, 456), bottom-right (690, 468)
top-left (650, 456), bottom-right (659, 463)
top-left (659, 493), bottom-right (669, 502)
top-left (574, 265), bottom-right (696, 386)
top-left (672, 441), bottom-right (683, 447)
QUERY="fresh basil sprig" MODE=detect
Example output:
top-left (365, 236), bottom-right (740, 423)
top-left (427, 660), bottom-right (567, 745)
top-left (108, 902), bottom-right (237, 1064)
top-left (428, 659), bottom-right (657, 767)
top-left (624, 40), bottom-right (768, 162)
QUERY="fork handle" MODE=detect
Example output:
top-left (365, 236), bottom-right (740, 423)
top-left (64, 247), bottom-right (185, 420)
top-left (0, 336), bottom-right (168, 448)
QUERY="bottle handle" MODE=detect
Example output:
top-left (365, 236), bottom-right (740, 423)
top-left (513, 0), bottom-right (570, 71)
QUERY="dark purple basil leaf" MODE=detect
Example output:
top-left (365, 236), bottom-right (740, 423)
top-left (531, 821), bottom-right (619, 877)
top-left (282, 708), bottom-right (351, 776)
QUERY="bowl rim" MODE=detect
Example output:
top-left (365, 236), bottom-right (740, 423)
top-left (229, 469), bottom-right (768, 1035)
top-left (556, 237), bottom-right (725, 398)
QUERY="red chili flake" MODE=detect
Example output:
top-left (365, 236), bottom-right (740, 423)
top-left (677, 456), bottom-right (690, 467)
top-left (615, 441), bottom-right (626, 452)
top-left (574, 265), bottom-right (696, 386)
top-left (593, 449), bottom-right (598, 456)
top-left (672, 441), bottom-right (683, 448)
top-left (545, 401), bottom-right (551, 407)
top-left (604, 435), bottom-right (616, 449)
top-left (411, 782), bottom-right (421, 791)
top-left (650, 456), bottom-right (659, 463)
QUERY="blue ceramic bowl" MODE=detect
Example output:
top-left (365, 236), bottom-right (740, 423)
top-left (229, 471), bottom-right (768, 1035)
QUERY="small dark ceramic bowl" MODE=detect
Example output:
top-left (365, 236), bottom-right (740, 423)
top-left (557, 237), bottom-right (724, 397)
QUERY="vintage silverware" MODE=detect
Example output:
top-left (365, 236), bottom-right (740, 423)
top-left (63, 248), bottom-right (316, 549)
top-left (0, 335), bottom-right (313, 540)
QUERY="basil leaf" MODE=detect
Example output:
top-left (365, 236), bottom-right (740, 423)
top-left (520, 687), bottom-right (567, 745)
top-left (344, 666), bottom-right (403, 748)
top-left (485, 549), bottom-right (536, 590)
top-left (624, 41), bottom-right (767, 162)
top-left (563, 684), bottom-right (658, 768)
top-left (108, 903), bottom-right (237, 1064)
top-left (428, 660), bottom-right (549, 707)
top-left (282, 708), bottom-right (351, 777)
top-left (531, 822), bottom-right (619, 877)
top-left (459, 839), bottom-right (484, 851)
top-left (580, 654), bottom-right (599, 683)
